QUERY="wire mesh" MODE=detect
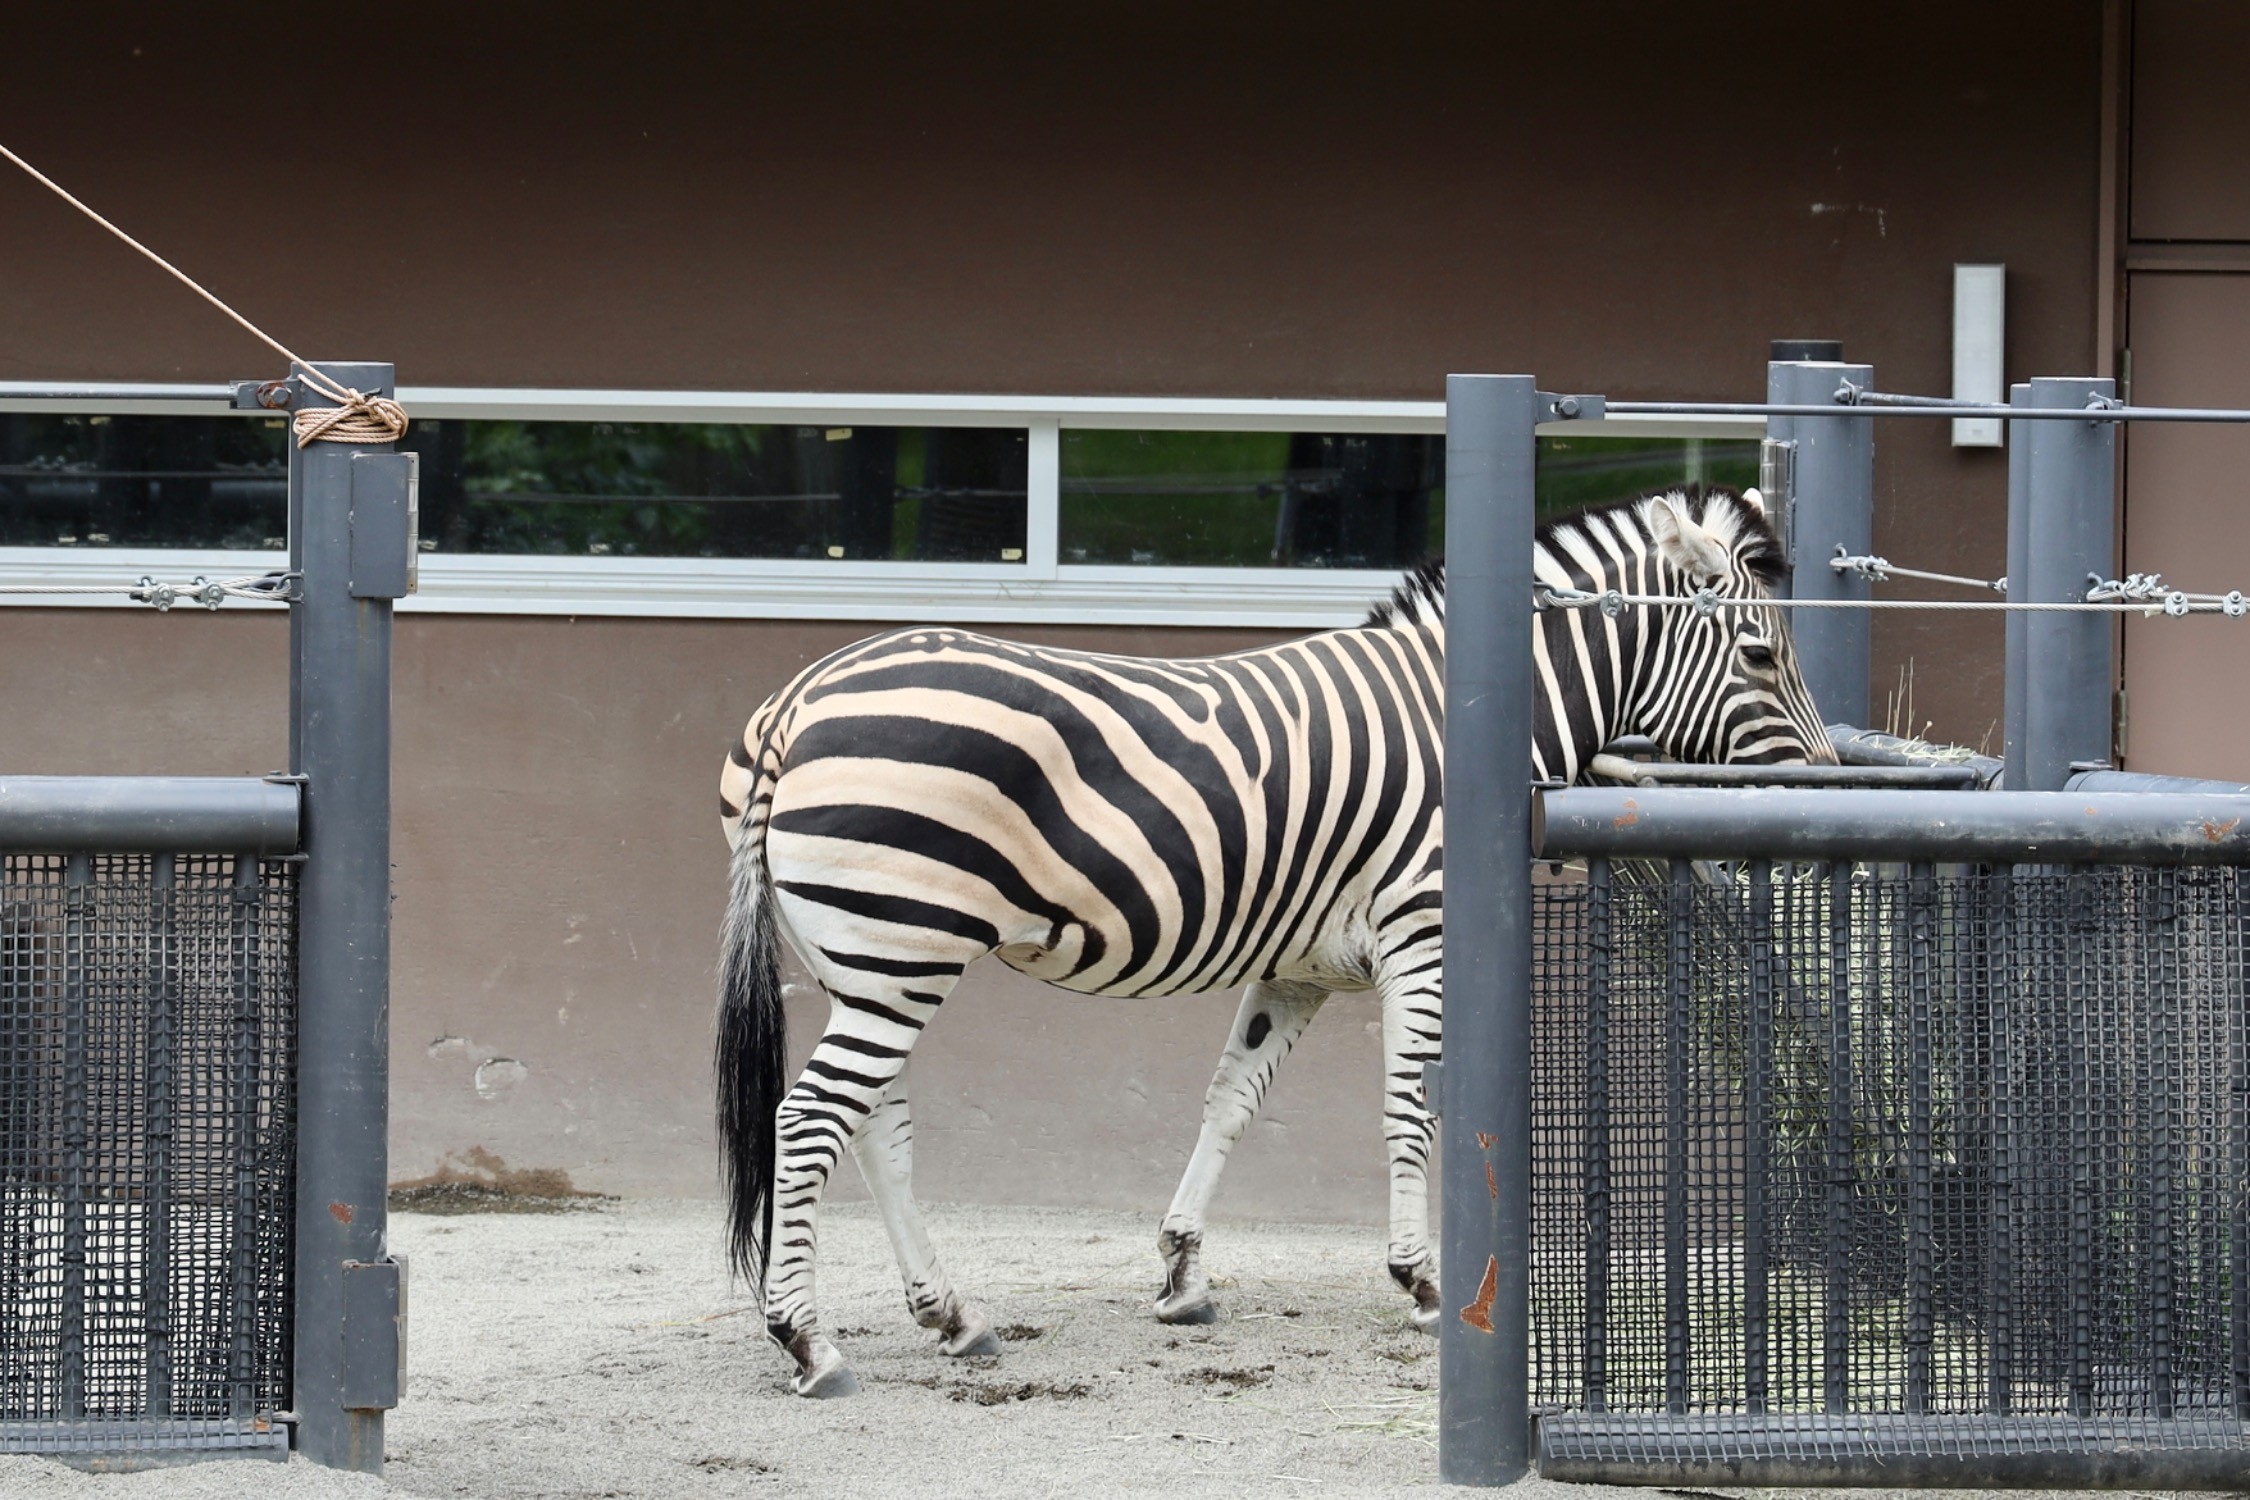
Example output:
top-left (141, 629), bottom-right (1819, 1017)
top-left (1531, 858), bottom-right (2250, 1469)
top-left (0, 853), bottom-right (296, 1434)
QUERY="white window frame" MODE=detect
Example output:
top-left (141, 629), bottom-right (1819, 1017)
top-left (0, 387), bottom-right (1761, 629)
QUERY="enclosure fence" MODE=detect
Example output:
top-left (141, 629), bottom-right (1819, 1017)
top-left (1527, 855), bottom-right (2250, 1485)
top-left (1, 849), bottom-right (297, 1460)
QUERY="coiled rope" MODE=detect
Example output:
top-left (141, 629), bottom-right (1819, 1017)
top-left (0, 141), bottom-right (406, 446)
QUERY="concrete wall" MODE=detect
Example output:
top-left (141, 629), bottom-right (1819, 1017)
top-left (0, 3), bottom-right (2114, 1216)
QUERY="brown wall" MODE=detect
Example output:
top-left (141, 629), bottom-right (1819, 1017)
top-left (0, 7), bottom-right (2112, 744)
top-left (0, 4), bottom-right (2115, 1212)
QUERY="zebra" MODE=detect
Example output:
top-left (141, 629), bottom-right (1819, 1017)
top-left (715, 482), bottom-right (1834, 1396)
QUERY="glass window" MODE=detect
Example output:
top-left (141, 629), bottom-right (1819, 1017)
top-left (0, 413), bottom-right (291, 549)
top-left (1060, 431), bottom-right (1442, 569)
top-left (0, 415), bottom-right (1028, 563)
top-left (406, 420), bottom-right (1027, 562)
top-left (1059, 430), bottom-right (1762, 568)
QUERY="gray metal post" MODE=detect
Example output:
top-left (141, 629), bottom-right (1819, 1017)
top-left (1438, 374), bottom-right (1538, 1485)
top-left (2016, 377), bottom-right (2118, 790)
top-left (1769, 360), bottom-right (1875, 726)
top-left (2003, 384), bottom-right (2031, 788)
top-left (291, 362), bottom-right (399, 1472)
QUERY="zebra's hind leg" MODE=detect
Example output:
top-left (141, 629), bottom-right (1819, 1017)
top-left (849, 1065), bottom-right (998, 1358)
top-left (764, 956), bottom-right (970, 1398)
top-left (1155, 979), bottom-right (1328, 1324)
top-left (1377, 958), bottom-right (1444, 1333)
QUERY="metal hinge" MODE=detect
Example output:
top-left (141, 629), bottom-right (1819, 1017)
top-left (1539, 392), bottom-right (1606, 423)
top-left (341, 1255), bottom-right (409, 1411)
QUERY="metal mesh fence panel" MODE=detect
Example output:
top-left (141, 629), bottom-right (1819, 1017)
top-left (0, 853), bottom-right (295, 1448)
top-left (1531, 859), bottom-right (2250, 1477)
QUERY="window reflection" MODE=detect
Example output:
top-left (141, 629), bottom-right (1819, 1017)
top-left (0, 417), bottom-right (1029, 562)
top-left (406, 421), bottom-right (1027, 561)
top-left (1059, 430), bottom-right (1762, 568)
top-left (0, 413), bottom-right (290, 549)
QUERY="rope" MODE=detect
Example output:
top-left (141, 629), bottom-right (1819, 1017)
top-left (0, 573), bottom-right (295, 611)
top-left (0, 141), bottom-right (406, 448)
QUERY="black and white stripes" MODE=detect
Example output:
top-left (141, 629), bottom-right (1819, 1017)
top-left (715, 483), bottom-right (1833, 1396)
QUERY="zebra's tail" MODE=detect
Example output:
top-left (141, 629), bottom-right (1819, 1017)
top-left (715, 830), bottom-right (787, 1290)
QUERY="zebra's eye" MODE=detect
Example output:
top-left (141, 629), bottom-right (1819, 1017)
top-left (1741, 640), bottom-right (1778, 673)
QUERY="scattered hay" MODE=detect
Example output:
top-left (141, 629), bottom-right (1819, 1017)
top-left (948, 1379), bottom-right (1095, 1405)
top-left (690, 1455), bottom-right (774, 1473)
top-left (1175, 1365), bottom-right (1274, 1390)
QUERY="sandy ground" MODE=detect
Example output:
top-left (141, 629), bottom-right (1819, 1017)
top-left (0, 1200), bottom-right (2240, 1500)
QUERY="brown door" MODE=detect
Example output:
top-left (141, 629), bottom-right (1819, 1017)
top-left (2120, 273), bottom-right (2250, 779)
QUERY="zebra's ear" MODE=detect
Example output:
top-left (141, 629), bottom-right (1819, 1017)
top-left (1649, 496), bottom-right (1733, 585)
top-left (1741, 486), bottom-right (1766, 516)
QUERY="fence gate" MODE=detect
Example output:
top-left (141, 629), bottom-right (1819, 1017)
top-left (0, 784), bottom-right (300, 1463)
top-left (1526, 787), bottom-right (2250, 1487)
top-left (0, 362), bottom-right (409, 1473)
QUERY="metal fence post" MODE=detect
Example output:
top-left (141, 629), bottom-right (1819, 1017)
top-left (2016, 377), bottom-right (2118, 790)
top-left (2003, 384), bottom-right (2031, 788)
top-left (290, 361), bottom-right (401, 1472)
top-left (1439, 373), bottom-right (1538, 1485)
top-left (1769, 359), bottom-right (1875, 726)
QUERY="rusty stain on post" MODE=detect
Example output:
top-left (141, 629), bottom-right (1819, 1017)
top-left (328, 1202), bottom-right (354, 1225)
top-left (1461, 1256), bottom-right (1500, 1333)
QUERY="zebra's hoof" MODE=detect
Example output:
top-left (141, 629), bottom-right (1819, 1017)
top-left (1410, 1301), bottom-right (1441, 1335)
top-left (941, 1305), bottom-right (1000, 1358)
top-left (1154, 1294), bottom-right (1218, 1325)
top-left (945, 1328), bottom-right (1002, 1358)
top-left (791, 1343), bottom-right (859, 1399)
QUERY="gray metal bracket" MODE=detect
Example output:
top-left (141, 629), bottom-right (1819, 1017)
top-left (1540, 392), bottom-right (1606, 423)
top-left (338, 1256), bottom-right (407, 1411)
top-left (348, 454), bottom-right (420, 600)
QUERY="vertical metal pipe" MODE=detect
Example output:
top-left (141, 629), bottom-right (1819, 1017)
top-left (1438, 373), bottom-right (1538, 1486)
top-left (1582, 857), bottom-right (1611, 1414)
top-left (1770, 360), bottom-right (1875, 727)
top-left (2019, 377), bottom-right (2119, 790)
top-left (1745, 860), bottom-right (1773, 1415)
top-left (229, 854), bottom-right (263, 1421)
top-left (1825, 861), bottom-right (1853, 1414)
top-left (1906, 862), bottom-right (1935, 1415)
top-left (1664, 860), bottom-right (1692, 1414)
top-left (2236, 869), bottom-right (2250, 1420)
top-left (61, 851), bottom-right (89, 1421)
top-left (2002, 384), bottom-right (2031, 789)
top-left (291, 362), bottom-right (397, 1472)
top-left (1987, 867), bottom-right (2015, 1415)
top-left (2068, 874), bottom-right (2094, 1419)
top-left (144, 851), bottom-right (175, 1418)
top-left (2150, 872), bottom-right (2176, 1419)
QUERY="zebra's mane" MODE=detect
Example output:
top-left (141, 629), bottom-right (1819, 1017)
top-left (1361, 483), bottom-right (1784, 629)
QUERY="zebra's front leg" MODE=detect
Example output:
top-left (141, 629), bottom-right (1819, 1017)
top-left (1155, 979), bottom-right (1327, 1324)
top-left (1378, 957), bottom-right (1444, 1332)
top-left (849, 1067), bottom-right (998, 1359)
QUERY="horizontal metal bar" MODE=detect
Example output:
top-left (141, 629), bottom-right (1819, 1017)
top-left (1539, 1414), bottom-right (2250, 1489)
top-left (1535, 787), bottom-right (2250, 864)
top-left (0, 1419), bottom-right (289, 1469)
top-left (1828, 724), bottom-right (2004, 785)
top-left (0, 380), bottom-right (242, 407)
top-left (1603, 400), bottom-right (2250, 424)
top-left (0, 777), bottom-right (300, 853)
top-left (2066, 768), bottom-right (2250, 794)
top-left (1586, 753), bottom-right (1978, 789)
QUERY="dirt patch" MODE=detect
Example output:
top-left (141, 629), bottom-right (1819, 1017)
top-left (690, 1454), bottom-right (774, 1473)
top-left (995, 1323), bottom-right (1047, 1342)
top-left (1175, 1364), bottom-right (1274, 1389)
top-left (947, 1379), bottom-right (1095, 1405)
top-left (388, 1146), bottom-right (614, 1215)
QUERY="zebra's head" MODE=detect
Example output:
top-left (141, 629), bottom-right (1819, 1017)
top-left (1623, 484), bottom-right (1836, 766)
